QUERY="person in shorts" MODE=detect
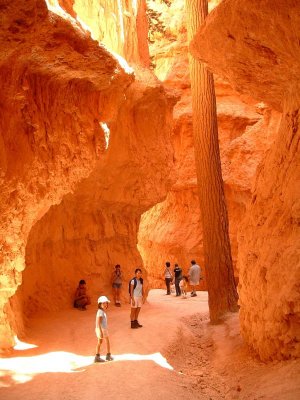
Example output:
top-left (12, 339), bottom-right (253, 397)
top-left (188, 260), bottom-right (201, 297)
top-left (129, 268), bottom-right (144, 329)
top-left (111, 264), bottom-right (122, 306)
top-left (73, 279), bottom-right (91, 310)
top-left (94, 295), bottom-right (114, 363)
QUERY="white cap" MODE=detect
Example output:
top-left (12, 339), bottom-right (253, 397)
top-left (97, 295), bottom-right (110, 304)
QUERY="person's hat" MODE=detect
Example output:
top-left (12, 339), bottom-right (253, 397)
top-left (98, 295), bottom-right (110, 304)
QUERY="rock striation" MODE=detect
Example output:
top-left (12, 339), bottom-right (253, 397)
top-left (1, 0), bottom-right (299, 364)
top-left (52, 0), bottom-right (150, 67)
top-left (191, 0), bottom-right (300, 360)
top-left (138, 0), bottom-right (280, 291)
top-left (0, 0), bottom-right (133, 348)
top-left (14, 70), bottom-right (175, 321)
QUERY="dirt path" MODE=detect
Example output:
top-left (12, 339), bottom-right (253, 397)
top-left (0, 290), bottom-right (299, 400)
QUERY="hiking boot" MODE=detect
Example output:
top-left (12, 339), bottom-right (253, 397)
top-left (94, 354), bottom-right (105, 363)
top-left (131, 321), bottom-right (138, 329)
top-left (106, 353), bottom-right (114, 361)
top-left (134, 320), bottom-right (143, 328)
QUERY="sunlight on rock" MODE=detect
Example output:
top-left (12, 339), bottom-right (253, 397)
top-left (45, 0), bottom-right (77, 27)
top-left (100, 122), bottom-right (110, 150)
top-left (0, 351), bottom-right (173, 387)
top-left (13, 336), bottom-right (37, 351)
top-left (113, 352), bottom-right (174, 370)
top-left (0, 352), bottom-right (93, 386)
top-left (111, 51), bottom-right (134, 75)
top-left (76, 16), bottom-right (93, 37)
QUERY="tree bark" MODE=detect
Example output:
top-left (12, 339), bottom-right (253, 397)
top-left (185, 0), bottom-right (238, 322)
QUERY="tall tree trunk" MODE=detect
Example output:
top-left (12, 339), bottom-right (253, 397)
top-left (185, 0), bottom-right (238, 322)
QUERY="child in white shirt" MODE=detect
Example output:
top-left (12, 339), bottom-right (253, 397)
top-left (94, 296), bottom-right (114, 362)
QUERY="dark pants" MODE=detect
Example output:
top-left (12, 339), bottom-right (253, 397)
top-left (165, 278), bottom-right (172, 294)
top-left (175, 278), bottom-right (181, 296)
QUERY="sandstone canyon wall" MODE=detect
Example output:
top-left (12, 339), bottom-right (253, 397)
top-left (137, 0), bottom-right (280, 289)
top-left (0, 0), bottom-right (134, 348)
top-left (48, 0), bottom-right (150, 67)
top-left (191, 0), bottom-right (300, 360)
top-left (1, 0), bottom-right (299, 365)
top-left (15, 72), bottom-right (175, 322)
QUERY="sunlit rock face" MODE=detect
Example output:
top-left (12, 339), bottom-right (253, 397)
top-left (51, 0), bottom-right (150, 67)
top-left (138, 0), bottom-right (279, 286)
top-left (0, 0), bottom-right (133, 348)
top-left (191, 0), bottom-right (300, 360)
top-left (14, 71), bottom-right (175, 319)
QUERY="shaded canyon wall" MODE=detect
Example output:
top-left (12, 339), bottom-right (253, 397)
top-left (14, 74), bottom-right (175, 322)
top-left (0, 0), bottom-right (134, 348)
top-left (137, 0), bottom-right (280, 290)
top-left (191, 0), bottom-right (300, 360)
top-left (1, 0), bottom-right (298, 365)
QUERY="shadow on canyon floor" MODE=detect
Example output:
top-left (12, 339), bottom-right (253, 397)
top-left (0, 290), bottom-right (299, 400)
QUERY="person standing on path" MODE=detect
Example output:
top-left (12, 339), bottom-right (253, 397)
top-left (164, 261), bottom-right (173, 295)
top-left (174, 263), bottom-right (182, 296)
top-left (94, 295), bottom-right (114, 363)
top-left (188, 260), bottom-right (201, 297)
top-left (179, 275), bottom-right (189, 299)
top-left (111, 264), bottom-right (122, 306)
top-left (130, 268), bottom-right (144, 329)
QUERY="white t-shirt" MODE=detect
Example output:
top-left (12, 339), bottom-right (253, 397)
top-left (96, 309), bottom-right (107, 329)
top-left (131, 278), bottom-right (143, 298)
top-left (189, 264), bottom-right (201, 285)
top-left (164, 267), bottom-right (172, 278)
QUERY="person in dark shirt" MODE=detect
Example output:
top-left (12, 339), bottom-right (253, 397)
top-left (74, 279), bottom-right (91, 310)
top-left (173, 263), bottom-right (182, 296)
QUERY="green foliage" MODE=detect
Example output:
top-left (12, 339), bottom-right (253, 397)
top-left (146, 0), bottom-right (172, 68)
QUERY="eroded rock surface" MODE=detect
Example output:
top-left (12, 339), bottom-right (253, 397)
top-left (50, 0), bottom-right (150, 67)
top-left (191, 0), bottom-right (300, 360)
top-left (0, 0), bottom-right (133, 348)
top-left (12, 69), bottom-right (175, 330)
top-left (138, 0), bottom-right (279, 290)
top-left (1, 0), bottom-right (299, 366)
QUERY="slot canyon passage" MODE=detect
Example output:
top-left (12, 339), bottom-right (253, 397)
top-left (0, 0), bottom-right (299, 398)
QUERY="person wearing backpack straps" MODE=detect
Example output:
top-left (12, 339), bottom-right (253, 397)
top-left (129, 268), bottom-right (144, 329)
top-left (164, 261), bottom-right (173, 295)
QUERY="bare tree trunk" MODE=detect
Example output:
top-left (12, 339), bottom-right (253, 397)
top-left (185, 0), bottom-right (238, 322)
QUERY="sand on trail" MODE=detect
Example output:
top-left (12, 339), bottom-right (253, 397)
top-left (0, 290), bottom-right (299, 400)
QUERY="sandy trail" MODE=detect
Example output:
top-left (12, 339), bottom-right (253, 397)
top-left (0, 290), bottom-right (299, 400)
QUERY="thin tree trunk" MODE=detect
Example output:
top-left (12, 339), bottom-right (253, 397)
top-left (185, 0), bottom-right (238, 322)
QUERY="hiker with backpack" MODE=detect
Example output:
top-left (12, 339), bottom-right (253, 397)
top-left (129, 268), bottom-right (144, 329)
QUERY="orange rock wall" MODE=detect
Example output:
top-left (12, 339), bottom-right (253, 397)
top-left (138, 1), bottom-right (279, 291)
top-left (191, 0), bottom-right (300, 360)
top-left (2, 0), bottom-right (298, 364)
top-left (54, 0), bottom-right (150, 67)
top-left (14, 73), bottom-right (175, 322)
top-left (0, 0), bottom-right (133, 348)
